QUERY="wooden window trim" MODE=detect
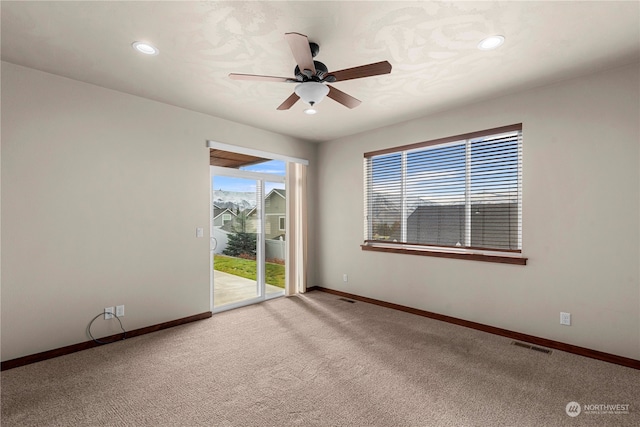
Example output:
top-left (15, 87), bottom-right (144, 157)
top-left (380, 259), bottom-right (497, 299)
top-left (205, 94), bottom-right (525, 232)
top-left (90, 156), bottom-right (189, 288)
top-left (364, 123), bottom-right (522, 158)
top-left (361, 243), bottom-right (527, 265)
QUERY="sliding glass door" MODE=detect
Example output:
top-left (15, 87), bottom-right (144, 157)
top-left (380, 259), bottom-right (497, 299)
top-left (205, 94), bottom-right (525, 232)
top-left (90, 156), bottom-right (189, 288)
top-left (210, 167), bottom-right (285, 311)
top-left (211, 175), bottom-right (260, 309)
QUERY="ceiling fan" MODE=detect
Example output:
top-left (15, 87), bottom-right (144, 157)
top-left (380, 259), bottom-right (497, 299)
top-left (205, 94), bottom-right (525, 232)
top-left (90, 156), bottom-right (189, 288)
top-left (229, 32), bottom-right (392, 113)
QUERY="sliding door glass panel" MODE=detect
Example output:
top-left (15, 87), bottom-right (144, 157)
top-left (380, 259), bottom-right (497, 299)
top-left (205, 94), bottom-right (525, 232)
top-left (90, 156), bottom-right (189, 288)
top-left (212, 176), bottom-right (260, 308)
top-left (264, 180), bottom-right (286, 299)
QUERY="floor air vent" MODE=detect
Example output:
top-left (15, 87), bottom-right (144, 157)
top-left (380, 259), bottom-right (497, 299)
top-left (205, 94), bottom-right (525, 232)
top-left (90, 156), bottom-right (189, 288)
top-left (338, 298), bottom-right (356, 304)
top-left (530, 345), bottom-right (552, 354)
top-left (511, 341), bottom-right (552, 354)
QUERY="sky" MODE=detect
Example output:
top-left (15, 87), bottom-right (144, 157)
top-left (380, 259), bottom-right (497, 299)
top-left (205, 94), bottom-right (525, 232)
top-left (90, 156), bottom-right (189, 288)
top-left (212, 159), bottom-right (286, 193)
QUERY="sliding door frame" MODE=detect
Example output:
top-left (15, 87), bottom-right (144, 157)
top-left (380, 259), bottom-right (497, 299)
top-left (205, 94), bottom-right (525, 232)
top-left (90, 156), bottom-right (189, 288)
top-left (210, 166), bottom-right (286, 313)
top-left (207, 140), bottom-right (309, 311)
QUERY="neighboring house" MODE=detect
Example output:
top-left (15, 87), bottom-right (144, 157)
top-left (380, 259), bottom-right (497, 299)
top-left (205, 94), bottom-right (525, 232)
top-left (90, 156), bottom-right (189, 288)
top-left (407, 203), bottom-right (518, 250)
top-left (220, 208), bottom-right (257, 234)
top-left (213, 205), bottom-right (236, 227)
top-left (247, 189), bottom-right (286, 240)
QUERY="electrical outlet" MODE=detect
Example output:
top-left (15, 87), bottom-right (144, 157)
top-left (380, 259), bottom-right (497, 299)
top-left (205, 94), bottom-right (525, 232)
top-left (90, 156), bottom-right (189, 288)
top-left (343, 273), bottom-right (348, 283)
top-left (116, 305), bottom-right (125, 317)
top-left (560, 312), bottom-right (571, 326)
top-left (105, 307), bottom-right (114, 320)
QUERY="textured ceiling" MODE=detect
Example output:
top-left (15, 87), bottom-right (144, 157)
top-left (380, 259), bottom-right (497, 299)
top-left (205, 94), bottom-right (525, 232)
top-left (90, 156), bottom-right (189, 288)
top-left (2, 1), bottom-right (639, 143)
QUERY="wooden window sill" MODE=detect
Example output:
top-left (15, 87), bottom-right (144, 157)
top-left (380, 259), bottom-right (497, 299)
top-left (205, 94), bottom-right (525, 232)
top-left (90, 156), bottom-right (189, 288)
top-left (361, 243), bottom-right (527, 265)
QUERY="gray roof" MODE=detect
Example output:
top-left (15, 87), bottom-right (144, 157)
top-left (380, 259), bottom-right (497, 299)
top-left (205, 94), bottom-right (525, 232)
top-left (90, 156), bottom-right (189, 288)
top-left (213, 205), bottom-right (236, 220)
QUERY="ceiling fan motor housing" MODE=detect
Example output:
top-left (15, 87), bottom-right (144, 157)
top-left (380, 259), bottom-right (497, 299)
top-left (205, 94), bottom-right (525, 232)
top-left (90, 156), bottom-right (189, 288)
top-left (295, 60), bottom-right (330, 81)
top-left (309, 42), bottom-right (320, 58)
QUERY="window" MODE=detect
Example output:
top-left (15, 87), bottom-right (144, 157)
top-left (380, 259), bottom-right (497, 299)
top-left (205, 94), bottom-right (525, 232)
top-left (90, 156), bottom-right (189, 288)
top-left (279, 216), bottom-right (286, 231)
top-left (222, 213), bottom-right (231, 225)
top-left (363, 124), bottom-right (526, 265)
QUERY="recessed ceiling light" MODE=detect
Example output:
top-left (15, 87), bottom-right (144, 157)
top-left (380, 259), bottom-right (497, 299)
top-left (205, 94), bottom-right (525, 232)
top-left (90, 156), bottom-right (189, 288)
top-left (132, 41), bottom-right (159, 55)
top-left (477, 35), bottom-right (505, 51)
top-left (304, 108), bottom-right (317, 115)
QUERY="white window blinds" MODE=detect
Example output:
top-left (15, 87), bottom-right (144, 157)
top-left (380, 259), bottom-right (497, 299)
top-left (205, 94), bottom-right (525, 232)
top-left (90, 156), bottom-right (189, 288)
top-left (364, 124), bottom-right (522, 253)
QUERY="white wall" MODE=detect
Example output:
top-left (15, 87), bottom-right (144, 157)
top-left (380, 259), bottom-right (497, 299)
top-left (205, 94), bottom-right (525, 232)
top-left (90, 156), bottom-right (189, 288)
top-left (316, 63), bottom-right (640, 359)
top-left (3, 60), bottom-right (638, 362)
top-left (1, 62), bottom-right (317, 361)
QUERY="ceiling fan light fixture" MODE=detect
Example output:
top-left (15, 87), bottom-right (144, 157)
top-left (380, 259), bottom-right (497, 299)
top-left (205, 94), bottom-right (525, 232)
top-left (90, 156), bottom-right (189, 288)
top-left (304, 107), bottom-right (318, 115)
top-left (294, 82), bottom-right (329, 106)
top-left (132, 41), bottom-right (159, 55)
top-left (477, 35), bottom-right (505, 50)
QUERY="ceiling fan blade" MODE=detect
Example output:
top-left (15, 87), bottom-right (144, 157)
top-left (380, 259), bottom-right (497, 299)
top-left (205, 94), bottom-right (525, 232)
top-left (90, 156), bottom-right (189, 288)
top-left (229, 73), bottom-right (296, 83)
top-left (285, 32), bottom-right (316, 74)
top-left (277, 92), bottom-right (300, 110)
top-left (329, 60), bottom-right (392, 82)
top-left (327, 85), bottom-right (361, 109)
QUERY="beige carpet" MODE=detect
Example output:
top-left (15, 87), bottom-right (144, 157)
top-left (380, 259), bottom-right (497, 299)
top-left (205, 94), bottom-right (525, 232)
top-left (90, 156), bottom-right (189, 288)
top-left (2, 291), bottom-right (639, 426)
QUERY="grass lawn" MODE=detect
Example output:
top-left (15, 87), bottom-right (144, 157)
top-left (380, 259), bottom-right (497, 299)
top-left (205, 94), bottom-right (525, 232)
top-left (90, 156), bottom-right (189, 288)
top-left (214, 255), bottom-right (285, 288)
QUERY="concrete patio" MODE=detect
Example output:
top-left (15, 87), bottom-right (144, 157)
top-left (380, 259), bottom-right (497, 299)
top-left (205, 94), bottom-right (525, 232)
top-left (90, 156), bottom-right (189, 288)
top-left (213, 270), bottom-right (284, 308)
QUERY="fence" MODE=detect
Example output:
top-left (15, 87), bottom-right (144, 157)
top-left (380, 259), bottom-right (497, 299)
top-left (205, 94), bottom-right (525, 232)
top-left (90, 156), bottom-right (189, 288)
top-left (265, 238), bottom-right (285, 261)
